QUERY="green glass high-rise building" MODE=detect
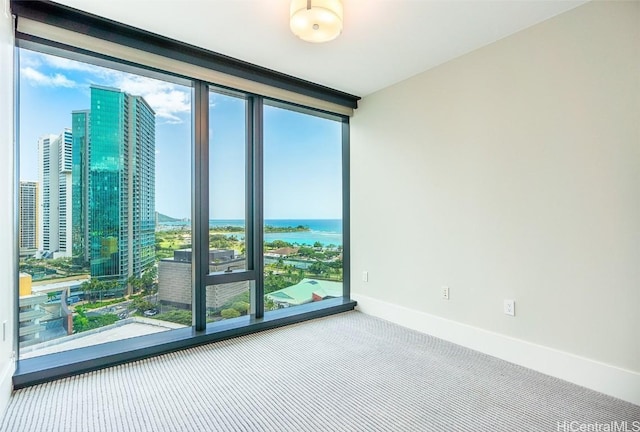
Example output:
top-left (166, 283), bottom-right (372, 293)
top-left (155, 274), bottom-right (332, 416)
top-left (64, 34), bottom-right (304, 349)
top-left (72, 109), bottom-right (90, 265)
top-left (72, 85), bottom-right (156, 289)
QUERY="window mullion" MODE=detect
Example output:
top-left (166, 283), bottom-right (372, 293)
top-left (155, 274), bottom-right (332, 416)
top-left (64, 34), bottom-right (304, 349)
top-left (249, 96), bottom-right (264, 318)
top-left (342, 118), bottom-right (351, 300)
top-left (193, 80), bottom-right (209, 331)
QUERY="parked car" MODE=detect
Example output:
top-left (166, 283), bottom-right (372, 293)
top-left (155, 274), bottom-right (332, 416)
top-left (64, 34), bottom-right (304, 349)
top-left (143, 309), bottom-right (158, 317)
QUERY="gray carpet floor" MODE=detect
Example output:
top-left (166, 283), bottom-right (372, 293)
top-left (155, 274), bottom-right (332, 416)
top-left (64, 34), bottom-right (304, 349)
top-left (1, 311), bottom-right (638, 431)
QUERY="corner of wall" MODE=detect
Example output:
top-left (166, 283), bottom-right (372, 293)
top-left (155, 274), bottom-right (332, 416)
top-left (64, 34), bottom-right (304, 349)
top-left (0, 5), bottom-right (16, 421)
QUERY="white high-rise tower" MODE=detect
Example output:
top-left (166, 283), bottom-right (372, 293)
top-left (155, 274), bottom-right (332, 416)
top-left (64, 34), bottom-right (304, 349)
top-left (38, 129), bottom-right (73, 258)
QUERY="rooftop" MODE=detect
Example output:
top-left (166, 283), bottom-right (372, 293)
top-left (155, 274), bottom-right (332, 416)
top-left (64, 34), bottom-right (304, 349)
top-left (266, 278), bottom-right (342, 307)
top-left (20, 318), bottom-right (185, 359)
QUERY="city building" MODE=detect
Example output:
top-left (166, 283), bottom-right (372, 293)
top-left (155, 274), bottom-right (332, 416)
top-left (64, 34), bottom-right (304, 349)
top-left (17, 274), bottom-right (83, 348)
top-left (72, 86), bottom-right (156, 288)
top-left (38, 130), bottom-right (72, 258)
top-left (266, 278), bottom-right (342, 308)
top-left (19, 181), bottom-right (38, 252)
top-left (158, 249), bottom-right (247, 310)
top-left (17, 273), bottom-right (47, 347)
top-left (71, 109), bottom-right (90, 265)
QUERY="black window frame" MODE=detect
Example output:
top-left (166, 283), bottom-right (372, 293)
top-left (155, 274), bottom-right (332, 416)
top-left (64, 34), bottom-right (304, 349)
top-left (12, 0), bottom-right (356, 388)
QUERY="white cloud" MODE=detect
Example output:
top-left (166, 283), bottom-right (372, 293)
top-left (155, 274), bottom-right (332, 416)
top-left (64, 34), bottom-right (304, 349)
top-left (111, 74), bottom-right (191, 123)
top-left (21, 67), bottom-right (77, 88)
top-left (43, 56), bottom-right (105, 74)
top-left (21, 50), bottom-right (192, 122)
top-left (144, 89), bottom-right (191, 123)
top-left (19, 51), bottom-right (43, 68)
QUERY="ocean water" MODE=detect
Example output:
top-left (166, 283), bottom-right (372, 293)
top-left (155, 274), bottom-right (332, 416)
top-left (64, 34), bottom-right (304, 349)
top-left (221, 219), bottom-right (342, 247)
top-left (162, 219), bottom-right (343, 246)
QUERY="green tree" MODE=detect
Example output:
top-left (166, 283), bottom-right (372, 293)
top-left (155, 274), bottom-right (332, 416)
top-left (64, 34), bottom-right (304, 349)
top-left (103, 280), bottom-right (120, 300)
top-left (231, 301), bottom-right (249, 314)
top-left (264, 270), bottom-right (304, 294)
top-left (73, 306), bottom-right (118, 333)
top-left (309, 261), bottom-right (329, 276)
top-left (141, 266), bottom-right (158, 293)
top-left (81, 278), bottom-right (105, 302)
top-left (210, 234), bottom-right (232, 249)
top-left (221, 308), bottom-right (241, 319)
top-left (298, 246), bottom-right (314, 257)
top-left (265, 240), bottom-right (292, 249)
top-left (73, 306), bottom-right (90, 332)
top-left (264, 297), bottom-right (278, 311)
top-left (155, 310), bottom-right (192, 326)
top-left (130, 297), bottom-right (155, 313)
top-left (329, 259), bottom-right (343, 270)
top-left (128, 274), bottom-right (143, 294)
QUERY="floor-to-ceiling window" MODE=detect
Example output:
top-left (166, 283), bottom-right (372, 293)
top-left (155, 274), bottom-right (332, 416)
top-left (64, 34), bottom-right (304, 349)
top-left (207, 88), bottom-right (252, 322)
top-left (263, 102), bottom-right (344, 312)
top-left (17, 48), bottom-right (193, 359)
top-left (13, 1), bottom-right (356, 385)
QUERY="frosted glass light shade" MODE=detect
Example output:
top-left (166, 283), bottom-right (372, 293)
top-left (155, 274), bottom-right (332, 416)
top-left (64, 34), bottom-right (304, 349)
top-left (290, 0), bottom-right (343, 43)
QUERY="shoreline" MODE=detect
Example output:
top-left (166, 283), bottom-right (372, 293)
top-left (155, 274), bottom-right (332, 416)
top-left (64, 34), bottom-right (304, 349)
top-left (156, 219), bottom-right (343, 247)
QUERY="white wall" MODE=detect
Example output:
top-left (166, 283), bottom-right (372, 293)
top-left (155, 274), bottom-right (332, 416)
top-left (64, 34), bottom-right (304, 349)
top-left (351, 1), bottom-right (639, 403)
top-left (0, 0), bottom-right (15, 418)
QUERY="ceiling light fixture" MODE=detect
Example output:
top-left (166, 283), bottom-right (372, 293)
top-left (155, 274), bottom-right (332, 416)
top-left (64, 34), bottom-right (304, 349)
top-left (290, 0), bottom-right (343, 43)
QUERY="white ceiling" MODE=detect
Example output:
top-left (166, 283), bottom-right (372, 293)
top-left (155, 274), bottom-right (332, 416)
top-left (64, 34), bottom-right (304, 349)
top-left (55, 0), bottom-right (587, 97)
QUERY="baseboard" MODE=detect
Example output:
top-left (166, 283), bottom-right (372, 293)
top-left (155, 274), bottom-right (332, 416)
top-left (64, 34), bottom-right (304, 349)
top-left (0, 359), bottom-right (15, 421)
top-left (352, 293), bottom-right (640, 406)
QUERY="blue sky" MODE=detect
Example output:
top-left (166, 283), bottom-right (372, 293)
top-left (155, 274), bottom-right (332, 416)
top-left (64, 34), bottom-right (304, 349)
top-left (19, 49), bottom-right (342, 220)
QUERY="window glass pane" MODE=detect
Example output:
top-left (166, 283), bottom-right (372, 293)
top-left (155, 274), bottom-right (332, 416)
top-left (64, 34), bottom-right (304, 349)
top-left (208, 89), bottom-right (247, 272)
top-left (263, 103), bottom-right (343, 312)
top-left (18, 48), bottom-right (192, 359)
top-left (206, 281), bottom-right (252, 323)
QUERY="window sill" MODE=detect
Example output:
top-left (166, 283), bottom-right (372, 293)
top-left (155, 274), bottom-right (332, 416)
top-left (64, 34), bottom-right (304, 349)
top-left (14, 297), bottom-right (356, 389)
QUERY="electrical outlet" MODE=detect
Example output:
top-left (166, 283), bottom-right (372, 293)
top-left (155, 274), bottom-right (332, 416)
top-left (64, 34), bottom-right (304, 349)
top-left (504, 299), bottom-right (515, 316)
top-left (442, 286), bottom-right (449, 300)
top-left (362, 271), bottom-right (368, 282)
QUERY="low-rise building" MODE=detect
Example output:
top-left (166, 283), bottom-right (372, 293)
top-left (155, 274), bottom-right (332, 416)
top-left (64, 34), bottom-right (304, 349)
top-left (158, 249), bottom-right (248, 311)
top-left (18, 273), bottom-right (47, 346)
top-left (264, 247), bottom-right (299, 258)
top-left (266, 278), bottom-right (342, 308)
top-left (18, 274), bottom-right (82, 347)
